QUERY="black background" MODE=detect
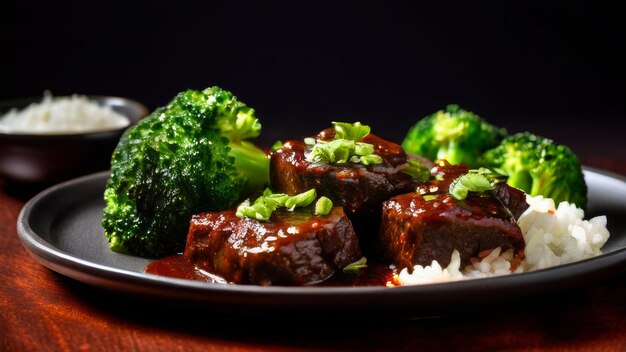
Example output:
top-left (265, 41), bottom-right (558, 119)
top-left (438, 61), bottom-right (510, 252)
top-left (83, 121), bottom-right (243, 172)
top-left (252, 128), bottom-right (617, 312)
top-left (2, 1), bottom-right (624, 158)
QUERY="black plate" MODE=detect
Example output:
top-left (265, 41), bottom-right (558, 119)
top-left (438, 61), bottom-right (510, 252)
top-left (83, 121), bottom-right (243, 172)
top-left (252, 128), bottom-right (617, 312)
top-left (16, 169), bottom-right (626, 316)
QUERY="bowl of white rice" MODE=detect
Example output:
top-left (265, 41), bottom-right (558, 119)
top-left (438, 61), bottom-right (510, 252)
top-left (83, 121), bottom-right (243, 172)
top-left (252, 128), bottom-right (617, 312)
top-left (0, 93), bottom-right (148, 187)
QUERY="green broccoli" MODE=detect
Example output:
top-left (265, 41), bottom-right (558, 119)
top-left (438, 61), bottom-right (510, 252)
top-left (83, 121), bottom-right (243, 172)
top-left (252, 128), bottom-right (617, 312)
top-left (480, 132), bottom-right (587, 208)
top-left (102, 86), bottom-right (269, 257)
top-left (402, 104), bottom-right (506, 168)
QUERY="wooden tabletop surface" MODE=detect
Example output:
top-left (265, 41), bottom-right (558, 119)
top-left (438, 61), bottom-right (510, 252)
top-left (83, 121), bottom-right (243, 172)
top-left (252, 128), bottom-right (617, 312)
top-left (1, 155), bottom-right (625, 352)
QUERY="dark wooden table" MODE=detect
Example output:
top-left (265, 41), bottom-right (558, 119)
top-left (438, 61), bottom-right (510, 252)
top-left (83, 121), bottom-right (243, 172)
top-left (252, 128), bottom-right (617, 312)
top-left (1, 155), bottom-right (625, 352)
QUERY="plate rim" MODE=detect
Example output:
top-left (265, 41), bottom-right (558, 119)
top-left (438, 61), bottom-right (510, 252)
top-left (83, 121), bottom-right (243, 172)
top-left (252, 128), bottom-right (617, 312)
top-left (15, 167), bottom-right (626, 305)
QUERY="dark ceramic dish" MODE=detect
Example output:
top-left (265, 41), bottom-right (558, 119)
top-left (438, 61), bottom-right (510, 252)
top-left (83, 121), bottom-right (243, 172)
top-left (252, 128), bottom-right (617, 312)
top-left (16, 168), bottom-right (626, 317)
top-left (0, 96), bottom-right (148, 187)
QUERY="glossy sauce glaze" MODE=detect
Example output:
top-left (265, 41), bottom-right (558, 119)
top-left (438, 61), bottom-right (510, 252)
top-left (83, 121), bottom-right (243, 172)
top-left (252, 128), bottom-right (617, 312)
top-left (146, 161), bottom-right (528, 287)
top-left (145, 255), bottom-right (396, 287)
top-left (379, 162), bottom-right (527, 268)
top-left (270, 130), bottom-right (421, 255)
top-left (278, 128), bottom-right (412, 171)
top-left (182, 207), bottom-right (362, 286)
top-left (410, 162), bottom-right (513, 220)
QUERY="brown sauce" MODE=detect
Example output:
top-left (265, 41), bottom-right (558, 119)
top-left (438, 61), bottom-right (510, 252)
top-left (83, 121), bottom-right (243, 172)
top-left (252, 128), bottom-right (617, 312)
top-left (145, 255), bottom-right (227, 283)
top-left (145, 255), bottom-right (396, 287)
top-left (144, 149), bottom-right (524, 288)
top-left (277, 131), bottom-right (411, 173)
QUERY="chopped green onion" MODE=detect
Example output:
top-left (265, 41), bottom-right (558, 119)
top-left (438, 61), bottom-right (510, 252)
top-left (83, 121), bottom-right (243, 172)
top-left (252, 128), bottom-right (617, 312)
top-left (263, 193), bottom-right (289, 208)
top-left (343, 257), bottom-right (368, 273)
top-left (449, 168), bottom-right (501, 200)
top-left (314, 196), bottom-right (333, 216)
top-left (236, 198), bottom-right (274, 222)
top-left (306, 122), bottom-right (383, 166)
top-left (330, 140), bottom-right (353, 164)
top-left (423, 194), bottom-right (438, 201)
top-left (402, 160), bottom-right (431, 182)
top-left (332, 121), bottom-right (371, 141)
top-left (235, 199), bottom-right (251, 218)
top-left (355, 142), bottom-right (374, 156)
top-left (270, 140), bottom-right (283, 152)
top-left (236, 188), bottom-right (318, 221)
top-left (360, 154), bottom-right (383, 165)
top-left (285, 189), bottom-right (317, 210)
top-left (307, 139), bottom-right (355, 164)
top-left (262, 187), bottom-right (273, 197)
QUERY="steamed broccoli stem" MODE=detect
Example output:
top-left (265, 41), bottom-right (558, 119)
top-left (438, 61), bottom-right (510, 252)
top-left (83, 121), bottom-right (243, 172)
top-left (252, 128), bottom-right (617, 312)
top-left (438, 140), bottom-right (461, 165)
top-left (229, 140), bottom-right (270, 194)
top-left (537, 182), bottom-right (574, 206)
top-left (529, 173), bottom-right (571, 205)
top-left (507, 170), bottom-right (533, 193)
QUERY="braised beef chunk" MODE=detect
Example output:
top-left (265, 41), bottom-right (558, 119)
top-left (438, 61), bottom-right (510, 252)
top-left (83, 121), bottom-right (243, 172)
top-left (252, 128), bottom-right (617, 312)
top-left (493, 182), bottom-right (530, 220)
top-left (185, 207), bottom-right (361, 286)
top-left (380, 163), bottom-right (526, 268)
top-left (270, 130), bottom-right (421, 246)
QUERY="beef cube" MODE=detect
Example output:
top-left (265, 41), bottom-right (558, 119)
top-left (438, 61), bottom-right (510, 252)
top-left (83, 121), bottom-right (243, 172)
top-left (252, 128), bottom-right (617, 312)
top-left (380, 163), bottom-right (527, 268)
top-left (493, 182), bottom-right (530, 220)
top-left (270, 129), bottom-right (421, 248)
top-left (185, 207), bottom-right (361, 286)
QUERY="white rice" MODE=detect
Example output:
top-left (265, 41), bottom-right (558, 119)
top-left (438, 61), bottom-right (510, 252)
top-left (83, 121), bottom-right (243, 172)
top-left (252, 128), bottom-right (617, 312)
top-left (518, 195), bottom-right (609, 270)
top-left (396, 194), bottom-right (610, 285)
top-left (0, 92), bottom-right (129, 134)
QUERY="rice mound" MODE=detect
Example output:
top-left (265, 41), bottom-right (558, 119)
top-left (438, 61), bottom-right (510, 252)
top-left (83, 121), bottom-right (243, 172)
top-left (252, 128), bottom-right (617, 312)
top-left (0, 92), bottom-right (129, 134)
top-left (396, 194), bottom-right (610, 286)
top-left (518, 195), bottom-right (609, 270)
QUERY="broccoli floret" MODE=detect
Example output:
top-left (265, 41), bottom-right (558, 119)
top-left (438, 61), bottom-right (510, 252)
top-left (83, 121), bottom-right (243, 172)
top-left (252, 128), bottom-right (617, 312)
top-left (481, 132), bottom-right (587, 208)
top-left (102, 86), bottom-right (269, 257)
top-left (402, 104), bottom-right (506, 168)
